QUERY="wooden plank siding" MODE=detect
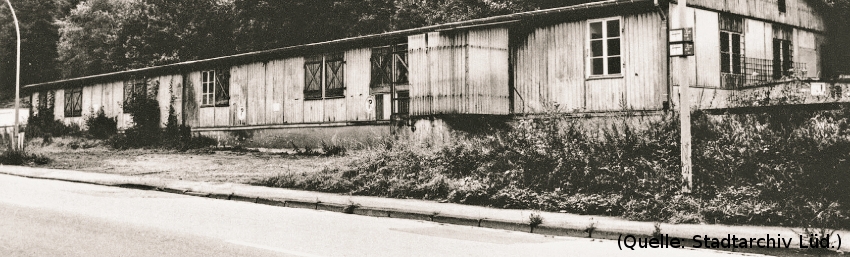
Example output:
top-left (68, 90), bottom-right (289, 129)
top-left (694, 9), bottom-right (721, 88)
top-left (283, 57), bottom-right (305, 124)
top-left (345, 48), bottom-right (371, 122)
top-left (624, 12), bottom-right (667, 110)
top-left (514, 11), bottom-right (666, 113)
top-left (687, 0), bottom-right (825, 31)
top-left (188, 47), bottom-right (376, 128)
top-left (679, 5), bottom-right (824, 91)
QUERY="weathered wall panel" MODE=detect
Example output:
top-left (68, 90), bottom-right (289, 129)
top-left (514, 21), bottom-right (586, 113)
top-left (624, 12), bottom-right (666, 110)
top-left (345, 48), bottom-right (371, 121)
top-left (695, 9), bottom-right (721, 88)
top-left (90, 83), bottom-right (103, 116)
top-left (410, 28), bottom-right (509, 116)
top-left (184, 71), bottom-right (200, 128)
top-left (230, 64), bottom-right (248, 126)
top-left (687, 0), bottom-right (825, 31)
top-left (515, 12), bottom-right (665, 113)
top-left (468, 28), bottom-right (510, 115)
top-left (265, 60), bottom-right (281, 124)
top-left (81, 84), bottom-right (93, 120)
top-left (54, 88), bottom-right (64, 120)
top-left (586, 79), bottom-right (627, 111)
top-left (304, 100), bottom-right (323, 123)
top-left (409, 34), bottom-right (428, 115)
top-left (246, 62), bottom-right (266, 125)
top-left (283, 57), bottom-right (305, 124)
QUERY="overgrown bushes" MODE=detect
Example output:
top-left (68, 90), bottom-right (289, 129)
top-left (258, 107), bottom-right (850, 230)
top-left (85, 108), bottom-right (118, 139)
top-left (25, 105), bottom-right (82, 140)
top-left (25, 93), bottom-right (216, 150)
top-left (110, 96), bottom-right (215, 150)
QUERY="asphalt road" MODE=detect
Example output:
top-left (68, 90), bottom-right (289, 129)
top-left (0, 174), bottom-right (759, 257)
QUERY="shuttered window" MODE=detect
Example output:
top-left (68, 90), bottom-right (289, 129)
top-left (201, 69), bottom-right (231, 107)
top-left (325, 53), bottom-right (345, 98)
top-left (124, 76), bottom-right (148, 108)
top-left (305, 53), bottom-right (346, 100)
top-left (64, 87), bottom-right (82, 117)
top-left (371, 44), bottom-right (409, 88)
top-left (588, 17), bottom-right (622, 76)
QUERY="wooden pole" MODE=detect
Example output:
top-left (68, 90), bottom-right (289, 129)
top-left (6, 0), bottom-right (20, 151)
top-left (676, 0), bottom-right (693, 192)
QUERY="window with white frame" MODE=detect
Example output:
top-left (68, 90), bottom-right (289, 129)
top-left (720, 15), bottom-right (744, 75)
top-left (201, 69), bottom-right (230, 107)
top-left (719, 14), bottom-right (745, 89)
top-left (588, 18), bottom-right (622, 76)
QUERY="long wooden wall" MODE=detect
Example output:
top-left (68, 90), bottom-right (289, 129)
top-left (514, 12), bottom-right (667, 113)
top-left (191, 47), bottom-right (375, 128)
top-left (688, 0), bottom-right (825, 31)
top-left (673, 5), bottom-right (825, 90)
top-left (409, 27), bottom-right (510, 116)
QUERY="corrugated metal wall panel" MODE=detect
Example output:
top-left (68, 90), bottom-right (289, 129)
top-left (409, 34), bottom-right (428, 116)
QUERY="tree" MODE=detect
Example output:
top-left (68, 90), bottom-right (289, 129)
top-left (0, 0), bottom-right (78, 100)
top-left (55, 0), bottom-right (128, 77)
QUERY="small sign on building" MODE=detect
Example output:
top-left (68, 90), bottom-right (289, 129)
top-left (811, 82), bottom-right (827, 96)
top-left (669, 28), bottom-right (695, 57)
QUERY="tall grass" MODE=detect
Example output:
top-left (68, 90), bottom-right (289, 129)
top-left (258, 108), bottom-right (850, 229)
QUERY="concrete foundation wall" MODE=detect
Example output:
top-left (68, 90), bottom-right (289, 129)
top-left (197, 123), bottom-right (392, 149)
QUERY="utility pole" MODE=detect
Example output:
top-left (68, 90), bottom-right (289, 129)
top-left (676, 0), bottom-right (693, 192)
top-left (6, 0), bottom-right (20, 151)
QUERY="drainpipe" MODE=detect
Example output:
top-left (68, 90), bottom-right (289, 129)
top-left (655, 0), bottom-right (671, 111)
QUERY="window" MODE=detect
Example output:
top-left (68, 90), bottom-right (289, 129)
top-left (37, 91), bottom-right (54, 111)
top-left (588, 18), bottom-right (622, 76)
top-left (304, 53), bottom-right (346, 100)
top-left (371, 44), bottom-right (409, 88)
top-left (201, 69), bottom-right (231, 107)
top-left (124, 76), bottom-right (148, 106)
top-left (64, 87), bottom-right (82, 117)
top-left (773, 26), bottom-right (793, 79)
top-left (778, 0), bottom-right (786, 13)
top-left (720, 15), bottom-right (744, 75)
top-left (325, 53), bottom-right (345, 98)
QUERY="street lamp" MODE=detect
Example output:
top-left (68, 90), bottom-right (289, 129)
top-left (5, 0), bottom-right (20, 150)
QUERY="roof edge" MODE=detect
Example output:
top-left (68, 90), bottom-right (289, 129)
top-left (25, 0), bottom-right (655, 91)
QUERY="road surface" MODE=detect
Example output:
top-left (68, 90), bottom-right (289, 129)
top-left (0, 173), bottom-right (759, 256)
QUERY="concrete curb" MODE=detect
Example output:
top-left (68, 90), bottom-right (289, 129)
top-left (1, 165), bottom-right (848, 254)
